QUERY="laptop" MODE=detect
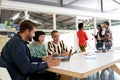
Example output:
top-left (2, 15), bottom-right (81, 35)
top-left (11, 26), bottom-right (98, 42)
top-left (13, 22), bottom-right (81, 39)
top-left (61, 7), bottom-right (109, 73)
top-left (52, 47), bottom-right (73, 61)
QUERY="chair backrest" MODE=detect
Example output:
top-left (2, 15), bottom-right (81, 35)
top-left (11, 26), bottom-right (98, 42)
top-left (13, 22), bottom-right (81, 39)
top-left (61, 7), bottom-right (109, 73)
top-left (0, 56), bottom-right (7, 68)
top-left (0, 67), bottom-right (12, 80)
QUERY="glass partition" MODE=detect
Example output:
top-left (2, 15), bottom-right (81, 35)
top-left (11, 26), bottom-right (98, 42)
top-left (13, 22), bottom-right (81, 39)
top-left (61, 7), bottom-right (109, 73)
top-left (111, 20), bottom-right (120, 49)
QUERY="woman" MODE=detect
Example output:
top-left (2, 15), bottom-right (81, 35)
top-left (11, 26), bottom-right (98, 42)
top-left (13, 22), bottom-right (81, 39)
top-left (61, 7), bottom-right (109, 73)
top-left (29, 31), bottom-right (47, 58)
top-left (93, 25), bottom-right (103, 50)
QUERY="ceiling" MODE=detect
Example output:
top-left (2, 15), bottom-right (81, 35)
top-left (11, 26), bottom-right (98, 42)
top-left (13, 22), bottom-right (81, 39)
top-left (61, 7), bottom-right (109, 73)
top-left (1, 0), bottom-right (120, 30)
top-left (10, 0), bottom-right (120, 13)
top-left (0, 9), bottom-right (76, 30)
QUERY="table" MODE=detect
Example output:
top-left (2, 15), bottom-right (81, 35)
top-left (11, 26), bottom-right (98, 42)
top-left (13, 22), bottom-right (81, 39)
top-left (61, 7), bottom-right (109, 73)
top-left (47, 51), bottom-right (120, 79)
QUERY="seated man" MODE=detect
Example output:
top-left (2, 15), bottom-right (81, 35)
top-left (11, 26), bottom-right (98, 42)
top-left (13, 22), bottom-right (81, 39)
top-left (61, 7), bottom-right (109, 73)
top-left (47, 30), bottom-right (69, 56)
top-left (47, 30), bottom-right (71, 80)
top-left (0, 20), bottom-right (60, 80)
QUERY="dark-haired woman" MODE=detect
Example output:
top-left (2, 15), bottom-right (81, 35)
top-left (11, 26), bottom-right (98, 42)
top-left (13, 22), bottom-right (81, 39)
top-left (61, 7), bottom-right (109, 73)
top-left (29, 31), bottom-right (47, 58)
top-left (93, 25), bottom-right (103, 50)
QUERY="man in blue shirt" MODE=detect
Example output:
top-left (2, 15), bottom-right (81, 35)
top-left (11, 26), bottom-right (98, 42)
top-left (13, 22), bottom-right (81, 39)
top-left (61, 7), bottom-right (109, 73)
top-left (0, 20), bottom-right (60, 80)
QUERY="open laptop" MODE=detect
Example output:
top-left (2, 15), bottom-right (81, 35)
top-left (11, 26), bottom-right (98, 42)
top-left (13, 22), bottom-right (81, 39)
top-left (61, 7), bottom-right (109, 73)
top-left (52, 47), bottom-right (73, 61)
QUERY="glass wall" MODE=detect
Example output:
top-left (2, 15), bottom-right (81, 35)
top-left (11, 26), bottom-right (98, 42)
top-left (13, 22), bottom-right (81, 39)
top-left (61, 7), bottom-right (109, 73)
top-left (111, 20), bottom-right (120, 49)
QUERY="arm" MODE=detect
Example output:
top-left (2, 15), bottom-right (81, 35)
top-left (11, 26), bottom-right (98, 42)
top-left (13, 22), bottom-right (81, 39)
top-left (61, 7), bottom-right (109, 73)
top-left (104, 29), bottom-right (112, 40)
top-left (84, 32), bottom-right (88, 40)
top-left (47, 42), bottom-right (57, 55)
top-left (60, 40), bottom-right (69, 56)
top-left (107, 29), bottom-right (112, 40)
top-left (61, 40), bottom-right (68, 52)
top-left (10, 43), bottom-right (48, 74)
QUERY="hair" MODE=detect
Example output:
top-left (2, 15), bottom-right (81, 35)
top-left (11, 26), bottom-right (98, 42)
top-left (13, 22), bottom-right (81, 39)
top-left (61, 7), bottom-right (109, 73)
top-left (97, 24), bottom-right (102, 31)
top-left (51, 30), bottom-right (59, 36)
top-left (78, 23), bottom-right (83, 30)
top-left (97, 24), bottom-right (103, 37)
top-left (19, 20), bottom-right (37, 33)
top-left (103, 21), bottom-right (109, 26)
top-left (33, 31), bottom-right (46, 41)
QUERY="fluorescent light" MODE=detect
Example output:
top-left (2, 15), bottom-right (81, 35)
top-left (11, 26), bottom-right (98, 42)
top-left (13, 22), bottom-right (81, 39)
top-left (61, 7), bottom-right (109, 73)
top-left (10, 12), bottom-right (20, 20)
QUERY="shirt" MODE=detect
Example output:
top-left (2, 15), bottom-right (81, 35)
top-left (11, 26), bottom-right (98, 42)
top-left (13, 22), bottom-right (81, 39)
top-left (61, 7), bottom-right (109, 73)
top-left (0, 34), bottom-right (48, 80)
top-left (47, 40), bottom-right (68, 55)
top-left (105, 28), bottom-right (112, 41)
top-left (29, 42), bottom-right (47, 58)
top-left (77, 30), bottom-right (88, 45)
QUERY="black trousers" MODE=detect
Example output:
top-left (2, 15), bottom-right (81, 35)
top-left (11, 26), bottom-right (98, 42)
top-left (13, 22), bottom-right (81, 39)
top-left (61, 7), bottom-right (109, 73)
top-left (29, 71), bottom-right (60, 80)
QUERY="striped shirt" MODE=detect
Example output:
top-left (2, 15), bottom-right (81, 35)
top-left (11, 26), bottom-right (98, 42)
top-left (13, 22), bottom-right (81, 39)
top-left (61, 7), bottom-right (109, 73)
top-left (47, 40), bottom-right (68, 55)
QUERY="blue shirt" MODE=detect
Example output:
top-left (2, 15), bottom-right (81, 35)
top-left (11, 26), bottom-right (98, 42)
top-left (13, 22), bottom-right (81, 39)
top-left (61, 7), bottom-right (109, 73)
top-left (0, 34), bottom-right (48, 80)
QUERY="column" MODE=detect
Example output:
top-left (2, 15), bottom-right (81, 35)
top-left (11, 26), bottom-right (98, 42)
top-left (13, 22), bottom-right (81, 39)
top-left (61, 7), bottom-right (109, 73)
top-left (53, 13), bottom-right (56, 30)
top-left (24, 10), bottom-right (29, 20)
top-left (0, 0), bottom-right (2, 16)
top-left (75, 16), bottom-right (79, 53)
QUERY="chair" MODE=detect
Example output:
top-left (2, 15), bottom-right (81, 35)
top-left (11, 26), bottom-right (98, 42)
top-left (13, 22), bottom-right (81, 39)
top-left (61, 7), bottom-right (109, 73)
top-left (0, 67), bottom-right (12, 80)
top-left (0, 56), bottom-right (12, 80)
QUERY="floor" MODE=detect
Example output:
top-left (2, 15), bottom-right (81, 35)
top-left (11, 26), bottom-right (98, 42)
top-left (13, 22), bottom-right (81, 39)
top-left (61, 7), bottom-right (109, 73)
top-left (73, 68), bottom-right (120, 80)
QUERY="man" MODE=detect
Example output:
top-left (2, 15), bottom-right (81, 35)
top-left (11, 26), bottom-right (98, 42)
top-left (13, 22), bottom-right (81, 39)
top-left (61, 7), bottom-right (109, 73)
top-left (47, 30), bottom-right (71, 80)
top-left (47, 30), bottom-right (69, 56)
top-left (103, 21), bottom-right (112, 50)
top-left (0, 20), bottom-right (60, 80)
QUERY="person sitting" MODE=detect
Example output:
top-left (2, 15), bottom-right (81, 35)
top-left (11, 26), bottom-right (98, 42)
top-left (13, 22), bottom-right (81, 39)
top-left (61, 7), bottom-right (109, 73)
top-left (29, 31), bottom-right (47, 58)
top-left (47, 30), bottom-right (69, 56)
top-left (0, 20), bottom-right (60, 80)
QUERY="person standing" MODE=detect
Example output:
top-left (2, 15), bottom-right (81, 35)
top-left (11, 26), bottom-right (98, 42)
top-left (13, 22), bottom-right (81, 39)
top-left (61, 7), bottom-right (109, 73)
top-left (77, 23), bottom-right (88, 52)
top-left (0, 20), bottom-right (60, 80)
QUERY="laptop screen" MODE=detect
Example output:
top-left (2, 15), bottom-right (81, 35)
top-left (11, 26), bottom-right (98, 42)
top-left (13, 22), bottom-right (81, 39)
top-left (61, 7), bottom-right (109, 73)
top-left (68, 47), bottom-right (73, 61)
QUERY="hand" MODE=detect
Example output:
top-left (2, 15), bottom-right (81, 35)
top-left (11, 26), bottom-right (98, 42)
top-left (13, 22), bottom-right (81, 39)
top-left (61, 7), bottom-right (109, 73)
top-left (42, 56), bottom-right (52, 62)
top-left (47, 58), bottom-right (61, 67)
top-left (61, 52), bottom-right (70, 56)
top-left (52, 52), bottom-right (57, 55)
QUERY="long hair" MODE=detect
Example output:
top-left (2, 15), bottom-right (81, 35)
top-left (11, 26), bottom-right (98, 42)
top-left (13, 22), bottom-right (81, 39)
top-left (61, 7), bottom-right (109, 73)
top-left (97, 25), bottom-right (102, 37)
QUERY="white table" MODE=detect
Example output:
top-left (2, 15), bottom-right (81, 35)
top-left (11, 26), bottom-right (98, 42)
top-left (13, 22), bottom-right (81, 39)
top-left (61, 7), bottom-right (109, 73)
top-left (47, 51), bottom-right (120, 78)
